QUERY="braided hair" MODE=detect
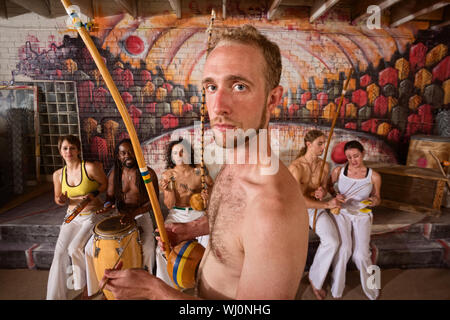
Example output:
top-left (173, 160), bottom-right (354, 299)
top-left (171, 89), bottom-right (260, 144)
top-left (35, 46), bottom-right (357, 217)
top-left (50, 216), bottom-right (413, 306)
top-left (113, 139), bottom-right (149, 210)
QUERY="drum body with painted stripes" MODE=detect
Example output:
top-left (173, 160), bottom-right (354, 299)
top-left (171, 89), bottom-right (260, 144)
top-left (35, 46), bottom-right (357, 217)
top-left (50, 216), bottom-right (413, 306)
top-left (93, 215), bottom-right (143, 300)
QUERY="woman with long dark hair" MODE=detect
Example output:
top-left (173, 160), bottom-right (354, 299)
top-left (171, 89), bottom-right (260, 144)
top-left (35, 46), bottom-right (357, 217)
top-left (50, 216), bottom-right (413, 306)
top-left (329, 140), bottom-right (381, 300)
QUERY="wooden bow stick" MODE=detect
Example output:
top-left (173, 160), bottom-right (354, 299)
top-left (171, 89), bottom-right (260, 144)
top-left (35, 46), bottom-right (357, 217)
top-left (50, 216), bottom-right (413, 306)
top-left (312, 68), bottom-right (353, 232)
top-left (61, 0), bottom-right (170, 258)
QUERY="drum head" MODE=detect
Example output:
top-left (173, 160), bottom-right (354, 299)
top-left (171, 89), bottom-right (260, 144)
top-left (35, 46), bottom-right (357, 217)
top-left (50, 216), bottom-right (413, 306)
top-left (94, 215), bottom-right (136, 237)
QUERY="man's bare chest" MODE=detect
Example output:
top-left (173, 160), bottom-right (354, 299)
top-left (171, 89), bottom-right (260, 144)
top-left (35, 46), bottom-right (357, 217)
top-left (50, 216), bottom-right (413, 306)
top-left (208, 170), bottom-right (246, 264)
top-left (121, 172), bottom-right (141, 204)
top-left (298, 162), bottom-right (321, 190)
top-left (172, 170), bottom-right (202, 194)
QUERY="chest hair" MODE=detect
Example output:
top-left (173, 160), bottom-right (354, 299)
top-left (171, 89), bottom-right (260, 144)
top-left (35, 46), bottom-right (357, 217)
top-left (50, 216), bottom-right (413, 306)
top-left (208, 167), bottom-right (246, 263)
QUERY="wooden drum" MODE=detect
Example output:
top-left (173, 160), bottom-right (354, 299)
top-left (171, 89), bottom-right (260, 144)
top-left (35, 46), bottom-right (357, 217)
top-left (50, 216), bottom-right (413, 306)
top-left (93, 215), bottom-right (143, 300)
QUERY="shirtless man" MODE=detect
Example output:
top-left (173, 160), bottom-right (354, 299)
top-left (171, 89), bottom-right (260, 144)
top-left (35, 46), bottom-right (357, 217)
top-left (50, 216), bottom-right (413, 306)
top-left (84, 138), bottom-right (159, 297)
top-left (288, 129), bottom-right (342, 300)
top-left (155, 137), bottom-right (213, 286)
top-left (102, 25), bottom-right (309, 300)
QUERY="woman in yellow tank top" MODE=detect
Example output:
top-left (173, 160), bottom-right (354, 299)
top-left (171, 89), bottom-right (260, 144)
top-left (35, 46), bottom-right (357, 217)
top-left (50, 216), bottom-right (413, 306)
top-left (47, 134), bottom-right (107, 300)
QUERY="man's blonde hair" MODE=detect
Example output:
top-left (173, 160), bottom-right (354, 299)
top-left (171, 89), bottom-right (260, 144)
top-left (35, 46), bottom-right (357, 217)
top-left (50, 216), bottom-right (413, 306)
top-left (207, 25), bottom-right (282, 91)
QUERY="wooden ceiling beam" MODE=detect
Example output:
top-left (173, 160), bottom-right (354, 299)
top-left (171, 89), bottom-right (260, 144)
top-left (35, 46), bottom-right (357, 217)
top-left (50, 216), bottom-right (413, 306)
top-left (416, 6), bottom-right (445, 20)
top-left (9, 0), bottom-right (51, 17)
top-left (352, 0), bottom-right (402, 24)
top-left (310, 0), bottom-right (341, 23)
top-left (222, 0), bottom-right (226, 19)
top-left (113, 0), bottom-right (137, 18)
top-left (390, 0), bottom-right (449, 27)
top-left (267, 0), bottom-right (282, 20)
top-left (430, 19), bottom-right (450, 29)
top-left (282, 0), bottom-right (314, 5)
top-left (0, 0), bottom-right (7, 19)
top-left (168, 0), bottom-right (181, 18)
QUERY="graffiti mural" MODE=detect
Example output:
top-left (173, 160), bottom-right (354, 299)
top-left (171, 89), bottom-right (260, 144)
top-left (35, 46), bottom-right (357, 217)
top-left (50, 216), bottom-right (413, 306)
top-left (142, 123), bottom-right (398, 181)
top-left (13, 6), bottom-right (449, 172)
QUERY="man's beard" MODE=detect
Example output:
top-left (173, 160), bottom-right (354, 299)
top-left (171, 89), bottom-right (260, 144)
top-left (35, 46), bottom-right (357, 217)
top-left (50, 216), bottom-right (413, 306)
top-left (211, 101), bottom-right (268, 149)
top-left (122, 158), bottom-right (137, 168)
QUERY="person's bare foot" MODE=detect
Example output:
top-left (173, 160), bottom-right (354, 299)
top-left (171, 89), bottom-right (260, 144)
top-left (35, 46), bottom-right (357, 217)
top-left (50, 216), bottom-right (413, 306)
top-left (309, 279), bottom-right (326, 300)
top-left (319, 288), bottom-right (326, 299)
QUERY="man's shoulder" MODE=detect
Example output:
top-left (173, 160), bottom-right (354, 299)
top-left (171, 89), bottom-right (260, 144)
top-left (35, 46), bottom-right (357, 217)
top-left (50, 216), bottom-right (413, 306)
top-left (244, 164), bottom-right (302, 209)
top-left (288, 158), bottom-right (307, 172)
top-left (243, 173), bottom-right (304, 225)
top-left (263, 161), bottom-right (297, 182)
top-left (288, 157), bottom-right (302, 168)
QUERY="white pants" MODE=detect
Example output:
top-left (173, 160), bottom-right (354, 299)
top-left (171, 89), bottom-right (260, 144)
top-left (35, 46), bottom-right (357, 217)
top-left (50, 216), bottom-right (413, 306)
top-left (46, 212), bottom-right (97, 300)
top-left (155, 207), bottom-right (209, 287)
top-left (84, 212), bottom-right (156, 296)
top-left (331, 211), bottom-right (379, 300)
top-left (307, 208), bottom-right (340, 291)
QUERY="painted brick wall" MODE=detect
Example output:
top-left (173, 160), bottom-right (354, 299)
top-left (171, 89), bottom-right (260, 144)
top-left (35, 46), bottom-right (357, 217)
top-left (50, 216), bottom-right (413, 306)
top-left (1, 2), bottom-right (449, 175)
